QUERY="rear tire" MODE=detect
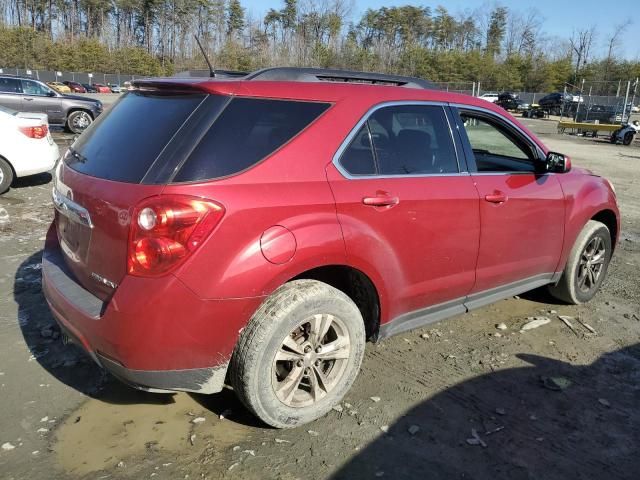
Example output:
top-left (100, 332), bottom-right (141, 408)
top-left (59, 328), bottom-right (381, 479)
top-left (230, 280), bottom-right (366, 428)
top-left (548, 220), bottom-right (612, 304)
top-left (0, 157), bottom-right (14, 195)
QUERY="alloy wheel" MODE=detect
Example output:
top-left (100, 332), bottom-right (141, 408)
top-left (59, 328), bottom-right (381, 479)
top-left (272, 313), bottom-right (351, 408)
top-left (577, 235), bottom-right (606, 293)
top-left (72, 112), bottom-right (92, 130)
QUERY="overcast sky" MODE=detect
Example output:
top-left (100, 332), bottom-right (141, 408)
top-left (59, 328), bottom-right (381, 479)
top-left (241, 0), bottom-right (638, 60)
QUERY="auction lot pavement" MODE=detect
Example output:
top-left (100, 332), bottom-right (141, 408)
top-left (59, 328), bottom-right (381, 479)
top-left (1, 119), bottom-right (639, 480)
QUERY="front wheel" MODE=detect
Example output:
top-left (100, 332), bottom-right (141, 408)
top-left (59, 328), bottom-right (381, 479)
top-left (623, 132), bottom-right (634, 146)
top-left (548, 220), bottom-right (612, 304)
top-left (230, 280), bottom-right (366, 428)
top-left (66, 110), bottom-right (93, 134)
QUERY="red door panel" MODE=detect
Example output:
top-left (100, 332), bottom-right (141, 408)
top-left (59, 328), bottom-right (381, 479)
top-left (327, 166), bottom-right (480, 323)
top-left (471, 173), bottom-right (564, 292)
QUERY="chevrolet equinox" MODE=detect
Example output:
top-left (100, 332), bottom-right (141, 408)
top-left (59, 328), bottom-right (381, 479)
top-left (42, 67), bottom-right (620, 428)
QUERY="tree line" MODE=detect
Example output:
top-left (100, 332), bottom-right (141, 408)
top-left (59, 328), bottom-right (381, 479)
top-left (0, 0), bottom-right (638, 94)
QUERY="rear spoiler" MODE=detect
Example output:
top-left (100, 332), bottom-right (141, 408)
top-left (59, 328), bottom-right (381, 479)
top-left (130, 79), bottom-right (214, 93)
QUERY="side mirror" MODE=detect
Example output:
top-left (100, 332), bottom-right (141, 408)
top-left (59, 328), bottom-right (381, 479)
top-left (47, 90), bottom-right (57, 97)
top-left (545, 151), bottom-right (571, 173)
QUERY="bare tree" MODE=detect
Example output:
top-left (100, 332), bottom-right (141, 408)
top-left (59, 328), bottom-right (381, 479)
top-left (570, 26), bottom-right (596, 83)
top-left (603, 19), bottom-right (632, 80)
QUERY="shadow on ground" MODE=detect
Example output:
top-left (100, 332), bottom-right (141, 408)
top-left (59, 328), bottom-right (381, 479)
top-left (14, 250), bottom-right (179, 406)
top-left (332, 344), bottom-right (640, 480)
top-left (11, 172), bottom-right (52, 189)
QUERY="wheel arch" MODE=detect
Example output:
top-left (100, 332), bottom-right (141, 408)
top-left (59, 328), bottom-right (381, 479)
top-left (555, 173), bottom-right (620, 275)
top-left (291, 265), bottom-right (381, 341)
top-left (591, 209), bottom-right (618, 248)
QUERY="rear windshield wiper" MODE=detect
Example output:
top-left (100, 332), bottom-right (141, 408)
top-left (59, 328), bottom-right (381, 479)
top-left (65, 147), bottom-right (88, 165)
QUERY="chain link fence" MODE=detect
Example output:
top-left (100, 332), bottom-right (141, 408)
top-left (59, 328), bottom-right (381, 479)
top-left (0, 67), bottom-right (140, 85)
top-left (1, 68), bottom-right (637, 117)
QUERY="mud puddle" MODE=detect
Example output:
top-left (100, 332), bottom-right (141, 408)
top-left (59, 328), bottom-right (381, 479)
top-left (54, 386), bottom-right (253, 476)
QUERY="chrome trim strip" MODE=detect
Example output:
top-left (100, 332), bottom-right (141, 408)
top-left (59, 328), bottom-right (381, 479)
top-left (331, 100), bottom-right (464, 180)
top-left (52, 187), bottom-right (94, 229)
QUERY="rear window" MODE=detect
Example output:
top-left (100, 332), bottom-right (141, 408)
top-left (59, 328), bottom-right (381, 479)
top-left (66, 91), bottom-right (206, 182)
top-left (173, 98), bottom-right (330, 182)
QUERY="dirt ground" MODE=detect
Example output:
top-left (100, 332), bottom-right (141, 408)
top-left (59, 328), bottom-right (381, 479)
top-left (0, 118), bottom-right (639, 480)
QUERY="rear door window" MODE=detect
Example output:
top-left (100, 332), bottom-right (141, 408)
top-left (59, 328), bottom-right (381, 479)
top-left (0, 77), bottom-right (20, 93)
top-left (368, 105), bottom-right (458, 175)
top-left (66, 91), bottom-right (206, 182)
top-left (173, 98), bottom-right (330, 182)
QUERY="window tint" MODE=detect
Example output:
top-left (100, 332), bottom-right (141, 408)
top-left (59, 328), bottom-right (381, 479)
top-left (67, 91), bottom-right (206, 182)
top-left (339, 124), bottom-right (376, 175)
top-left (174, 98), bottom-right (330, 182)
top-left (0, 77), bottom-right (20, 93)
top-left (22, 80), bottom-right (50, 96)
top-left (368, 105), bottom-right (458, 175)
top-left (460, 113), bottom-right (536, 172)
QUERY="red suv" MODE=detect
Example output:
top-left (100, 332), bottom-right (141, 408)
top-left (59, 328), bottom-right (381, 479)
top-left (42, 68), bottom-right (619, 428)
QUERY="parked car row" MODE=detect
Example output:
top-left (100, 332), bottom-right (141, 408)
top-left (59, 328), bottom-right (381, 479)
top-left (44, 80), bottom-right (124, 94)
top-left (481, 90), bottom-right (638, 120)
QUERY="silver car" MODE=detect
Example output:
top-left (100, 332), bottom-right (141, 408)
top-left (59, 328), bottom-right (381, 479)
top-left (0, 75), bottom-right (103, 134)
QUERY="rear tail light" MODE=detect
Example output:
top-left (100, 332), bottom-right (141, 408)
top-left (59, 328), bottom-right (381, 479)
top-left (19, 124), bottom-right (49, 139)
top-left (128, 195), bottom-right (225, 276)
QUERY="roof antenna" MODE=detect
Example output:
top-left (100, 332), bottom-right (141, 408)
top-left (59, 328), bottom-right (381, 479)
top-left (194, 35), bottom-right (215, 78)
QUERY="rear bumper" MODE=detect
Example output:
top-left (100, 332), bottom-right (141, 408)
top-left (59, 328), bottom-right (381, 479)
top-left (42, 223), bottom-right (264, 394)
top-left (13, 139), bottom-right (59, 178)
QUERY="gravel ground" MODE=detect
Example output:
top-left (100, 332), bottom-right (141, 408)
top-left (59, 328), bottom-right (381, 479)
top-left (0, 119), bottom-right (638, 480)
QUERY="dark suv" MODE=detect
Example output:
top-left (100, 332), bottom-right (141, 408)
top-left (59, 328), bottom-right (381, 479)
top-left (0, 75), bottom-right (102, 133)
top-left (42, 67), bottom-right (619, 428)
top-left (495, 92), bottom-right (525, 111)
top-left (538, 92), bottom-right (575, 116)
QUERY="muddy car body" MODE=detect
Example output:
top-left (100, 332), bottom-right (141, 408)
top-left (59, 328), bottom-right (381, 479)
top-left (42, 68), bottom-right (620, 428)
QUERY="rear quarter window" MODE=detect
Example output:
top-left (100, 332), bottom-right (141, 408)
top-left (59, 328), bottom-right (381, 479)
top-left (173, 98), bottom-right (330, 182)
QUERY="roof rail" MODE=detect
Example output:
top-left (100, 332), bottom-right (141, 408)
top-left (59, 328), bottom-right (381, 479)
top-left (245, 67), bottom-right (437, 90)
top-left (172, 69), bottom-right (248, 79)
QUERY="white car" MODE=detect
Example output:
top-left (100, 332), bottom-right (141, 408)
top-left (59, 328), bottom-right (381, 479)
top-left (0, 106), bottom-right (59, 194)
top-left (479, 93), bottom-right (499, 103)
